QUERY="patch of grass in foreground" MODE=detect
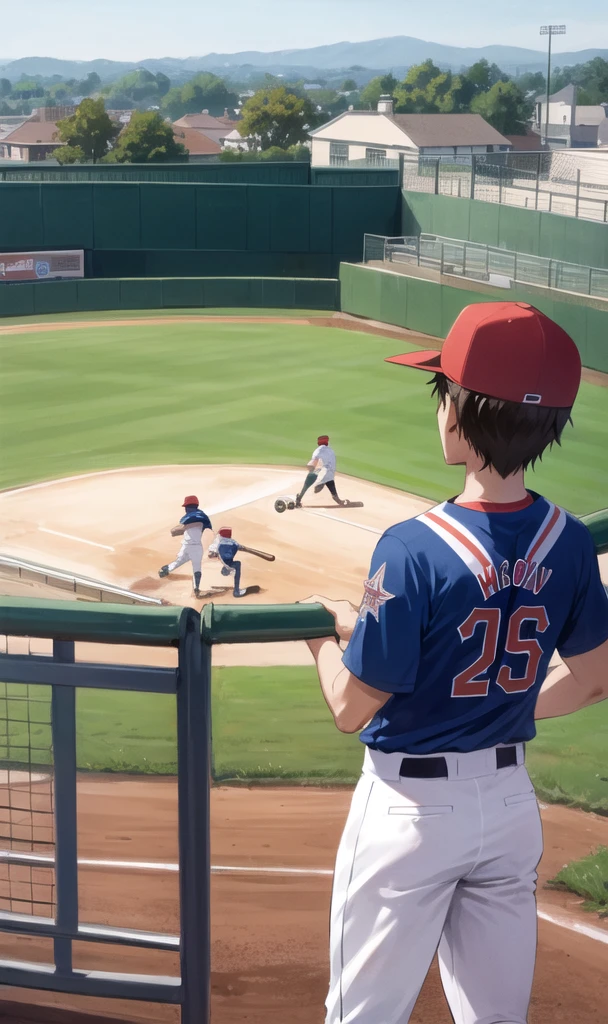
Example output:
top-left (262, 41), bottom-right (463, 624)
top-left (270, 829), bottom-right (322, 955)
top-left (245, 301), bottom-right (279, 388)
top-left (547, 847), bottom-right (608, 916)
top-left (211, 666), bottom-right (362, 782)
top-left (1, 671), bottom-right (606, 815)
top-left (526, 700), bottom-right (608, 816)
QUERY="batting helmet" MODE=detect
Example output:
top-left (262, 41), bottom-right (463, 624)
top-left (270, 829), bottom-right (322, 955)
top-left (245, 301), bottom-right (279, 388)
top-left (182, 495), bottom-right (199, 507)
top-left (317, 435), bottom-right (329, 445)
top-left (218, 527), bottom-right (232, 538)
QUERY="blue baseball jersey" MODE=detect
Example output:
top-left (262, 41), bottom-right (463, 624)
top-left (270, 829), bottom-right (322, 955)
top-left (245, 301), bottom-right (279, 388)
top-left (218, 538), bottom-right (240, 561)
top-left (180, 509), bottom-right (212, 530)
top-left (342, 493), bottom-right (608, 755)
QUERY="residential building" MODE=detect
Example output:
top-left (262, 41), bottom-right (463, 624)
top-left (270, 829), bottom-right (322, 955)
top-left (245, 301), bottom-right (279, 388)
top-left (172, 126), bottom-right (222, 161)
top-left (222, 127), bottom-right (253, 152)
top-left (0, 109), bottom-right (69, 161)
top-left (0, 116), bottom-right (27, 141)
top-left (0, 106), bottom-right (137, 162)
top-left (504, 130), bottom-right (548, 152)
top-left (173, 110), bottom-right (238, 147)
top-left (533, 85), bottom-right (608, 148)
top-left (309, 97), bottom-right (511, 166)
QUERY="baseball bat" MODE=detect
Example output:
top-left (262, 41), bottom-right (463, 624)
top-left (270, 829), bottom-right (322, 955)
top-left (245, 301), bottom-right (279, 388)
top-left (238, 545), bottom-right (275, 562)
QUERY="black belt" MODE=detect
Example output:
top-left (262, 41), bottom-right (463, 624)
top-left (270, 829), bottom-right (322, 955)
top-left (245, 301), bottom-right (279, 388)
top-left (399, 745), bottom-right (518, 779)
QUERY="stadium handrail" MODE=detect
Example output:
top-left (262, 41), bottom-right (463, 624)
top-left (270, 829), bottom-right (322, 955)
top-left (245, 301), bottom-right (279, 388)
top-left (0, 598), bottom-right (196, 646)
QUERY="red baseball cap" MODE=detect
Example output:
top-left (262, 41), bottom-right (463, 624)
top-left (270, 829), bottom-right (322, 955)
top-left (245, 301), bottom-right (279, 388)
top-left (386, 302), bottom-right (581, 407)
top-left (218, 527), bottom-right (232, 538)
top-left (182, 495), bottom-right (199, 507)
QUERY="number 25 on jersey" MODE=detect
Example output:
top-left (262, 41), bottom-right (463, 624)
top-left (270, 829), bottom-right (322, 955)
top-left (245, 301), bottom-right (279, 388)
top-left (453, 606), bottom-right (550, 698)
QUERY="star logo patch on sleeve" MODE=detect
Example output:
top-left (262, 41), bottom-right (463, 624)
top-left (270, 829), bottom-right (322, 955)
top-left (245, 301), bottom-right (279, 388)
top-left (359, 563), bottom-right (395, 622)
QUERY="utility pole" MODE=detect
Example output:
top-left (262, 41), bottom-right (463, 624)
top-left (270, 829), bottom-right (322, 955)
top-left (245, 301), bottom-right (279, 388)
top-left (540, 25), bottom-right (566, 146)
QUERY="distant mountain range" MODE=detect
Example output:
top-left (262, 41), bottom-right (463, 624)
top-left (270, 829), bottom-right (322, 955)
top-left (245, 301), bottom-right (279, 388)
top-left (2, 37), bottom-right (607, 83)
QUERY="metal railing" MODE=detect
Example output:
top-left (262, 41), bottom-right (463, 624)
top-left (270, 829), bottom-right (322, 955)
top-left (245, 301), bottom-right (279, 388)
top-left (0, 596), bottom-right (336, 1022)
top-left (400, 151), bottom-right (608, 224)
top-left (1, 506), bottom-right (607, 1020)
top-left (362, 233), bottom-right (608, 300)
top-left (0, 553), bottom-right (164, 605)
top-left (0, 602), bottom-right (208, 1021)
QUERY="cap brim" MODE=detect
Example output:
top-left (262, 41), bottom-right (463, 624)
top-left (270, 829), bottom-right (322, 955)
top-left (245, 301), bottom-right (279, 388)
top-left (385, 350), bottom-right (442, 371)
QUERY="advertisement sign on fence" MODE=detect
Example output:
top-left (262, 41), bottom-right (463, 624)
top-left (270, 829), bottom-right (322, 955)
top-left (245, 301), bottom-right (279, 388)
top-left (0, 249), bottom-right (84, 282)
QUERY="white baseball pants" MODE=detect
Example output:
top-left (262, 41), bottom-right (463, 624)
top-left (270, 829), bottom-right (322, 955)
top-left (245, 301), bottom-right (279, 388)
top-left (168, 542), bottom-right (203, 575)
top-left (326, 743), bottom-right (543, 1024)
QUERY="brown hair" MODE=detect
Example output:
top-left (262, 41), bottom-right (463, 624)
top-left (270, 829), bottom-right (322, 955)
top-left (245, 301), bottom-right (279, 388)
top-left (430, 373), bottom-right (572, 479)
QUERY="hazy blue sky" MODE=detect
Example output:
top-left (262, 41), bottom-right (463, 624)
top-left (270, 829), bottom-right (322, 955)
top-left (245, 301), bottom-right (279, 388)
top-left (2, 0), bottom-right (606, 61)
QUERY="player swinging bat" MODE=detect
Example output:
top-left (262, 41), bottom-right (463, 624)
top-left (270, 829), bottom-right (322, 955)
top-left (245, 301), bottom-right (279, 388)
top-left (216, 527), bottom-right (274, 598)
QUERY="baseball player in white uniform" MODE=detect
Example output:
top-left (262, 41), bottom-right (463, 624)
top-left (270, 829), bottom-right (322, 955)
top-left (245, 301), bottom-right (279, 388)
top-left (296, 434), bottom-right (345, 507)
top-left (158, 494), bottom-right (212, 598)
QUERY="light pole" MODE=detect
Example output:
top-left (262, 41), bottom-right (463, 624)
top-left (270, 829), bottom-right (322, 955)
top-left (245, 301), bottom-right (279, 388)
top-left (540, 25), bottom-right (566, 145)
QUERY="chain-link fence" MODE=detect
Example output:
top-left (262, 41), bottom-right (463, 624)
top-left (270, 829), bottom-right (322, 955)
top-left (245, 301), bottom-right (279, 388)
top-left (363, 233), bottom-right (608, 300)
top-left (0, 651), bottom-right (55, 921)
top-left (401, 151), bottom-right (608, 224)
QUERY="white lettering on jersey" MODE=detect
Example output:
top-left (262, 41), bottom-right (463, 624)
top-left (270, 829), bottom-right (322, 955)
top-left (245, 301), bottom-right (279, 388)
top-left (418, 501), bottom-right (564, 600)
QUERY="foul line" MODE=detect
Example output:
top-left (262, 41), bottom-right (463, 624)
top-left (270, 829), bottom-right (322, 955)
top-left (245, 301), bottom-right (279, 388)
top-left (2, 850), bottom-right (605, 945)
top-left (305, 509), bottom-right (382, 535)
top-left (0, 464), bottom-right (305, 498)
top-left (38, 527), bottom-right (115, 552)
top-left (537, 908), bottom-right (608, 946)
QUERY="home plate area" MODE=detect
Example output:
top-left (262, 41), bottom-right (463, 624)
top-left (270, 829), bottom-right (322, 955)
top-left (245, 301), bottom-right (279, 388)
top-left (0, 464), bottom-right (433, 610)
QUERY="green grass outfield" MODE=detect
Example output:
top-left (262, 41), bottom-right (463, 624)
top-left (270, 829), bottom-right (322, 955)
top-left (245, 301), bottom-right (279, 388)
top-left (1, 318), bottom-right (606, 514)
top-left (2, 670), bottom-right (607, 813)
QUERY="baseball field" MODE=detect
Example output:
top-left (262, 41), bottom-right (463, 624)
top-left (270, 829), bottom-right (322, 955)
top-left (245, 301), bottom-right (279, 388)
top-left (1, 309), bottom-right (607, 1023)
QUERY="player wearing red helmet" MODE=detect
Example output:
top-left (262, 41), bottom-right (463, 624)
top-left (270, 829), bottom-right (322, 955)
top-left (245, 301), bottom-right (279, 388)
top-left (158, 495), bottom-right (212, 598)
top-left (302, 303), bottom-right (608, 1024)
top-left (295, 435), bottom-right (345, 508)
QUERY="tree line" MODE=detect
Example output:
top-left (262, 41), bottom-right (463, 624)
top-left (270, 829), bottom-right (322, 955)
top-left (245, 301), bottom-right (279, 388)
top-left (5, 55), bottom-right (607, 164)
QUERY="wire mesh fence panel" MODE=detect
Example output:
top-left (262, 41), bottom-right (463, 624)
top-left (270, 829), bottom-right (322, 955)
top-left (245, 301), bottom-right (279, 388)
top-left (401, 151), bottom-right (608, 223)
top-left (0, 668), bottom-right (55, 919)
top-left (362, 234), bottom-right (388, 262)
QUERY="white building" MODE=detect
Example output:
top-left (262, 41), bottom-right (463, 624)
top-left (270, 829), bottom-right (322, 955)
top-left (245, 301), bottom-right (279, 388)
top-left (534, 85), bottom-right (608, 147)
top-left (309, 97), bottom-right (511, 166)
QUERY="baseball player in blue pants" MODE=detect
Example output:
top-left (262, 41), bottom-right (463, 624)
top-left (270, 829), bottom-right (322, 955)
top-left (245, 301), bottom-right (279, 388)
top-left (302, 302), bottom-right (608, 1024)
top-left (217, 527), bottom-right (247, 598)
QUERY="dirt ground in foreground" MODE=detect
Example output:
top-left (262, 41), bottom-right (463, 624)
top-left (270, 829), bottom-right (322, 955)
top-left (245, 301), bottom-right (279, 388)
top-left (0, 782), bottom-right (606, 1024)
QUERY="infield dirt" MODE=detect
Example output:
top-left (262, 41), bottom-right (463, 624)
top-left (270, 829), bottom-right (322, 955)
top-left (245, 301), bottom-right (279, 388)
top-left (0, 783), bottom-right (606, 1024)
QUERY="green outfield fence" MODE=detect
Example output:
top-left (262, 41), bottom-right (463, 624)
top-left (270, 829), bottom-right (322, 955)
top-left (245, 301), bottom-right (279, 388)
top-left (0, 182), bottom-right (401, 272)
top-left (402, 192), bottom-right (608, 272)
top-left (340, 262), bottom-right (608, 374)
top-left (0, 276), bottom-right (340, 317)
top-left (0, 510), bottom-right (606, 1020)
top-left (0, 163), bottom-right (398, 187)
